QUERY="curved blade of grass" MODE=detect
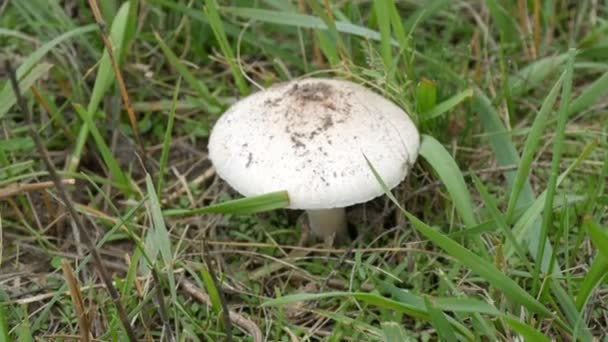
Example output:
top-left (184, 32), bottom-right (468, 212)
top-left (472, 174), bottom-right (529, 264)
top-left (364, 156), bottom-right (556, 320)
top-left (402, 0), bottom-right (450, 33)
top-left (418, 135), bottom-right (476, 227)
top-left (143, 174), bottom-right (176, 300)
top-left (381, 322), bottom-right (407, 342)
top-left (423, 297), bottom-right (458, 342)
top-left (472, 91), bottom-right (534, 210)
top-left (72, 104), bottom-right (130, 190)
top-left (374, 0), bottom-right (393, 69)
top-left (163, 191), bottom-right (289, 217)
top-left (69, 3), bottom-right (130, 173)
top-left (533, 49), bottom-right (575, 294)
top-left (157, 77), bottom-right (181, 193)
top-left (154, 33), bottom-right (216, 106)
top-left (222, 6), bottom-right (388, 44)
top-left (507, 140), bottom-right (597, 259)
top-left (568, 71), bottom-right (608, 117)
top-left (502, 316), bottom-right (551, 342)
top-left (204, 0), bottom-right (249, 95)
top-left (575, 253), bottom-right (608, 310)
top-left (0, 63), bottom-right (53, 119)
top-left (265, 291), bottom-right (541, 340)
top-left (0, 24), bottom-right (97, 119)
top-left (508, 54), bottom-right (568, 97)
top-left (486, 0), bottom-right (519, 45)
top-left (585, 219), bottom-right (608, 259)
top-left (505, 70), bottom-right (565, 221)
top-left (147, 0), bottom-right (305, 69)
top-left (0, 301), bottom-right (9, 342)
top-left (420, 88), bottom-right (473, 123)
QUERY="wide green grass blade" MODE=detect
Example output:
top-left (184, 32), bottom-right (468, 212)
top-left (585, 219), bottom-right (608, 259)
top-left (508, 140), bottom-right (598, 258)
top-left (68, 3), bottom-right (130, 173)
top-left (568, 71), bottom-right (608, 117)
top-left (373, 0), bottom-right (393, 70)
top-left (163, 191), bottom-right (289, 217)
top-left (420, 88), bottom-right (473, 123)
top-left (0, 63), bottom-right (53, 119)
top-left (204, 0), bottom-right (249, 95)
top-left (364, 156), bottom-right (557, 320)
top-left (0, 301), bottom-right (9, 342)
top-left (222, 6), bottom-right (387, 44)
top-left (423, 297), bottom-right (458, 342)
top-left (508, 54), bottom-right (568, 97)
top-left (143, 174), bottom-right (177, 300)
top-left (502, 316), bottom-right (551, 342)
top-left (416, 79), bottom-right (437, 117)
top-left (485, 0), bottom-right (519, 45)
top-left (418, 135), bottom-right (476, 227)
top-left (576, 253), bottom-right (608, 309)
top-left (381, 322), bottom-right (407, 342)
top-left (200, 269), bottom-right (223, 316)
top-left (533, 49), bottom-right (575, 294)
top-left (472, 91), bottom-right (534, 209)
top-left (506, 70), bottom-right (565, 221)
top-left (0, 24), bottom-right (96, 119)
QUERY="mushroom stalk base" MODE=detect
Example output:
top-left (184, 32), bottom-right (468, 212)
top-left (306, 208), bottom-right (347, 245)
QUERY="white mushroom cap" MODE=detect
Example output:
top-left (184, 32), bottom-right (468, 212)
top-left (208, 78), bottom-right (420, 210)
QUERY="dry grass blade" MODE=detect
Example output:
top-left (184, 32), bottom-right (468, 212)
top-left (180, 278), bottom-right (263, 342)
top-left (61, 259), bottom-right (91, 342)
top-left (86, 0), bottom-right (147, 164)
top-left (5, 60), bottom-right (138, 342)
top-left (0, 179), bottom-right (75, 199)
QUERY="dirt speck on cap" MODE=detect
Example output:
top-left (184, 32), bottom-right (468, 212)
top-left (289, 82), bottom-right (333, 102)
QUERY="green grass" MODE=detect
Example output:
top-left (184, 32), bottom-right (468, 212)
top-left (1, 0), bottom-right (607, 340)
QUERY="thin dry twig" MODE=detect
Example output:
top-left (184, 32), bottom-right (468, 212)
top-left (180, 278), bottom-right (263, 342)
top-left (86, 0), bottom-right (147, 165)
top-left (5, 61), bottom-right (138, 342)
top-left (0, 179), bottom-right (75, 200)
top-left (61, 260), bottom-right (91, 342)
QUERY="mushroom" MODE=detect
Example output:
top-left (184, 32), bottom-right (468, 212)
top-left (208, 78), bottom-right (419, 244)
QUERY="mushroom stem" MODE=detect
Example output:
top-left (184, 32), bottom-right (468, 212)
top-left (306, 208), bottom-right (347, 244)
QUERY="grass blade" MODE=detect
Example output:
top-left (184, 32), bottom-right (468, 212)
top-left (143, 174), bottom-right (176, 300)
top-left (0, 63), bottom-right (54, 119)
top-left (568, 71), bottom-right (608, 117)
top-left (364, 156), bottom-right (556, 320)
top-left (0, 25), bottom-right (97, 119)
top-left (471, 174), bottom-right (529, 264)
top-left (222, 6), bottom-right (387, 44)
top-left (154, 33), bottom-right (216, 106)
top-left (418, 135), bottom-right (477, 227)
top-left (423, 296), bottom-right (458, 342)
top-left (72, 104), bottom-right (130, 191)
top-left (163, 191), bottom-right (289, 217)
top-left (68, 3), bottom-right (130, 173)
top-left (505, 70), bottom-right (565, 221)
top-left (420, 88), bottom-right (473, 123)
top-left (204, 0), bottom-right (249, 95)
top-left (157, 77), bottom-right (181, 193)
top-left (381, 322), bottom-right (407, 342)
top-left (533, 48), bottom-right (575, 294)
top-left (374, 0), bottom-right (393, 69)
top-left (575, 253), bottom-right (608, 310)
